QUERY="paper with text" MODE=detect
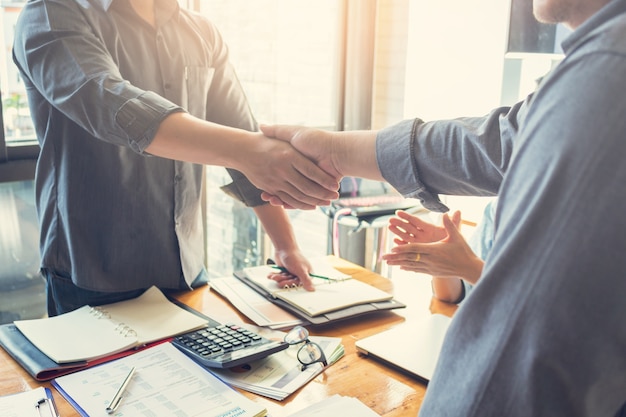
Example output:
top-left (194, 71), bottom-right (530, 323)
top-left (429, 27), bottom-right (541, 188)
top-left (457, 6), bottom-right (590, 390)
top-left (52, 343), bottom-right (267, 417)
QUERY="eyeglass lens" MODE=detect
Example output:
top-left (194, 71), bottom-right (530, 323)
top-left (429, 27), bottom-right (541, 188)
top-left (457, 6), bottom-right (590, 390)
top-left (284, 326), bottom-right (328, 370)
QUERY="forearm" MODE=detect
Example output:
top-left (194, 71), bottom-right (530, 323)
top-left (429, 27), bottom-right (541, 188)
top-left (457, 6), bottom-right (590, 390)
top-left (330, 130), bottom-right (385, 181)
top-left (431, 277), bottom-right (464, 304)
top-left (146, 112), bottom-right (258, 171)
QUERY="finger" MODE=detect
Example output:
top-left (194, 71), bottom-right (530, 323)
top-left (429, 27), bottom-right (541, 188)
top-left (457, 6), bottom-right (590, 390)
top-left (269, 190), bottom-right (318, 210)
top-left (259, 124), bottom-right (298, 142)
top-left (450, 210), bottom-right (462, 229)
top-left (394, 211), bottom-right (428, 233)
top-left (442, 213), bottom-right (464, 241)
top-left (393, 237), bottom-right (409, 245)
top-left (261, 163), bottom-right (336, 208)
top-left (290, 158), bottom-right (341, 198)
top-left (388, 224), bottom-right (412, 239)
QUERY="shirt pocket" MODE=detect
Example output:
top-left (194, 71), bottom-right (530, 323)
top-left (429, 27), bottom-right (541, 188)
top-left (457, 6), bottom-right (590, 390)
top-left (184, 66), bottom-right (215, 119)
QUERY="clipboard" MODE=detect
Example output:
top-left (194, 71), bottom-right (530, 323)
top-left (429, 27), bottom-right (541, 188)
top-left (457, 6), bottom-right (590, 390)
top-left (0, 386), bottom-right (59, 417)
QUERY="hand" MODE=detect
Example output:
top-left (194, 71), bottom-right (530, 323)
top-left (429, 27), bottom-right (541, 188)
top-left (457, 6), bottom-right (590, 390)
top-left (383, 213), bottom-right (483, 283)
top-left (266, 250), bottom-right (315, 291)
top-left (259, 124), bottom-right (342, 207)
top-left (388, 210), bottom-right (461, 244)
top-left (240, 133), bottom-right (340, 210)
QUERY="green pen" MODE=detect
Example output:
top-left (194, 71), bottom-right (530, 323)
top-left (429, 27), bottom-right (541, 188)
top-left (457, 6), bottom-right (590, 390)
top-left (270, 265), bottom-right (335, 281)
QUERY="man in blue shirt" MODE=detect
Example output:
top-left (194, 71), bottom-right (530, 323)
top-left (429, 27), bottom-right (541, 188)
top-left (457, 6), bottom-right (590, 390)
top-left (13, 0), bottom-right (339, 314)
top-left (261, 0), bottom-right (626, 415)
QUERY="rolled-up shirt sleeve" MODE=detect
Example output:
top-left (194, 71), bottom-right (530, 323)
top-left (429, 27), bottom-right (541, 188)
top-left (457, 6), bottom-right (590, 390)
top-left (376, 99), bottom-right (527, 212)
top-left (115, 92), bottom-right (185, 153)
top-left (13, 0), bottom-right (183, 153)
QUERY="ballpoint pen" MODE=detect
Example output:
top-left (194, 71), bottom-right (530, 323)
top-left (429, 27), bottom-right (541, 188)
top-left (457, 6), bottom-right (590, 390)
top-left (106, 367), bottom-right (136, 414)
top-left (35, 396), bottom-right (59, 417)
top-left (269, 265), bottom-right (336, 281)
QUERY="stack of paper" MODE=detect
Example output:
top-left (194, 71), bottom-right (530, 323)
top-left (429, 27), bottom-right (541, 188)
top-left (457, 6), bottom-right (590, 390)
top-left (210, 333), bottom-right (344, 401)
top-left (209, 275), bottom-right (303, 329)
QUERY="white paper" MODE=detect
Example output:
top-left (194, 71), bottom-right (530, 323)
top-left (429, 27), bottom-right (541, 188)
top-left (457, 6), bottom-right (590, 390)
top-left (210, 332), bottom-right (344, 401)
top-left (52, 343), bottom-right (266, 417)
top-left (242, 259), bottom-right (391, 317)
top-left (14, 286), bottom-right (208, 363)
top-left (209, 276), bottom-right (303, 329)
top-left (0, 387), bottom-right (56, 417)
top-left (286, 394), bottom-right (381, 416)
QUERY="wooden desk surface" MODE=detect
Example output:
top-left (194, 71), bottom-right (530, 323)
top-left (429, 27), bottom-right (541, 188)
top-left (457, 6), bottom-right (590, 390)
top-left (0, 257), bottom-right (456, 416)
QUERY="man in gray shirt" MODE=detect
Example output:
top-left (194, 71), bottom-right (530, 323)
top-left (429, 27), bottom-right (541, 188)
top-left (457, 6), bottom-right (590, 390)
top-left (13, 0), bottom-right (339, 314)
top-left (262, 0), bottom-right (626, 415)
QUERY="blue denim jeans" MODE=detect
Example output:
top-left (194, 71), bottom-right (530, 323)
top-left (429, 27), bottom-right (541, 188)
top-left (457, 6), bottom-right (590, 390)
top-left (43, 268), bottom-right (209, 316)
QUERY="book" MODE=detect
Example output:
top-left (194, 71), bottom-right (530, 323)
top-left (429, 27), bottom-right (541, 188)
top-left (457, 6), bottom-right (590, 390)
top-left (52, 342), bottom-right (267, 417)
top-left (0, 387), bottom-right (58, 417)
top-left (12, 286), bottom-right (208, 364)
top-left (240, 259), bottom-right (394, 317)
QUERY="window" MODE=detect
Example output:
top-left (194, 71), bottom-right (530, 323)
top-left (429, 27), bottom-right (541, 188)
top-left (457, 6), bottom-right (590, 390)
top-left (1, 2), bottom-right (44, 324)
top-left (1, 2), bottom-right (38, 182)
top-left (196, 1), bottom-right (345, 276)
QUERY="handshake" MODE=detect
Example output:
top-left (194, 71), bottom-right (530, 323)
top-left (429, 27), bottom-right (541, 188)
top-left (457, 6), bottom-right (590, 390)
top-left (252, 124), bottom-right (381, 210)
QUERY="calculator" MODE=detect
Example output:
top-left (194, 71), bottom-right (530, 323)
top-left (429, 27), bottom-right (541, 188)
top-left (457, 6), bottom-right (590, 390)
top-left (171, 322), bottom-right (289, 368)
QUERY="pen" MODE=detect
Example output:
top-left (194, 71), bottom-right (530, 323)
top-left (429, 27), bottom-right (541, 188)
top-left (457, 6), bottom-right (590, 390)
top-left (35, 397), bottom-right (59, 417)
top-left (106, 367), bottom-right (136, 414)
top-left (270, 265), bottom-right (334, 281)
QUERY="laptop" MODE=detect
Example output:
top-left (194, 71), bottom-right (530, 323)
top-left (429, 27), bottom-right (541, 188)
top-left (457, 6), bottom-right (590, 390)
top-left (355, 313), bottom-right (451, 382)
top-left (332, 178), bottom-right (422, 219)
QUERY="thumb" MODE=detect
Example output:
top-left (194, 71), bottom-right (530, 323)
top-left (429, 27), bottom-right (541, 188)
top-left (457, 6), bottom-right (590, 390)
top-left (259, 124), bottom-right (298, 143)
top-left (442, 213), bottom-right (464, 242)
top-left (450, 210), bottom-right (462, 229)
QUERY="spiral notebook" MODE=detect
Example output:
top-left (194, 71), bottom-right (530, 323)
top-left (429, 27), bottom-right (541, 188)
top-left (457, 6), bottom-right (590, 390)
top-left (234, 258), bottom-right (405, 325)
top-left (240, 262), bottom-right (392, 317)
top-left (13, 286), bottom-right (208, 364)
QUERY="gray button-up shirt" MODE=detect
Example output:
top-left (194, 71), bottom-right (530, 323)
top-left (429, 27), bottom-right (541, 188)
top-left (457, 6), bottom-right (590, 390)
top-left (13, 0), bottom-right (264, 291)
top-left (377, 1), bottom-right (626, 415)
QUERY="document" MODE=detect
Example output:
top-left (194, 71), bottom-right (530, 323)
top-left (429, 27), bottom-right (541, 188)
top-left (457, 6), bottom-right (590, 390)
top-left (210, 331), bottom-right (344, 401)
top-left (52, 342), bottom-right (267, 417)
top-left (209, 275), bottom-right (303, 329)
top-left (286, 394), bottom-right (381, 416)
top-left (13, 286), bottom-right (208, 363)
top-left (0, 387), bottom-right (58, 417)
top-left (241, 258), bottom-right (392, 317)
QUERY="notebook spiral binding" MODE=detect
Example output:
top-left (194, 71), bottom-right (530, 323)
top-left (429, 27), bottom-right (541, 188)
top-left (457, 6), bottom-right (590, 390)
top-left (89, 307), bottom-right (137, 337)
top-left (114, 323), bottom-right (137, 337)
top-left (89, 306), bottom-right (111, 319)
top-left (279, 277), bottom-right (345, 291)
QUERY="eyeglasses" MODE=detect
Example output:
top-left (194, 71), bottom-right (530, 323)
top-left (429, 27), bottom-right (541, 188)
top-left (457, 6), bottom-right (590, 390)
top-left (284, 326), bottom-right (328, 371)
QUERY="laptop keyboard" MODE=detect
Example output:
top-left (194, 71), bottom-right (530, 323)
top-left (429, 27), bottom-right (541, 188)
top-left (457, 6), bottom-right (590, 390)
top-left (333, 195), bottom-right (420, 218)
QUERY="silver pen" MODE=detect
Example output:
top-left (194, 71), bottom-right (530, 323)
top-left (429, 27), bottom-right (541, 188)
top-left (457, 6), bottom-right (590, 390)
top-left (35, 397), bottom-right (59, 417)
top-left (106, 366), bottom-right (136, 414)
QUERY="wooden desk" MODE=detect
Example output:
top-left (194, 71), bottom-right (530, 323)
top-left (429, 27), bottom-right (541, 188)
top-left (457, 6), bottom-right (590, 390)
top-left (0, 257), bottom-right (456, 416)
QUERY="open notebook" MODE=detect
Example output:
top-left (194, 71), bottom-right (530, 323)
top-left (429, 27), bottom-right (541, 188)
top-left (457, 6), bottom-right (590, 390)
top-left (234, 257), bottom-right (405, 325)
top-left (355, 313), bottom-right (451, 382)
top-left (240, 260), bottom-right (392, 317)
top-left (12, 286), bottom-right (208, 363)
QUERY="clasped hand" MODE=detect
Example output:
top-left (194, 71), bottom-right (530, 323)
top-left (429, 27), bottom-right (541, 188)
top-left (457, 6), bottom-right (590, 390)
top-left (257, 125), bottom-right (343, 208)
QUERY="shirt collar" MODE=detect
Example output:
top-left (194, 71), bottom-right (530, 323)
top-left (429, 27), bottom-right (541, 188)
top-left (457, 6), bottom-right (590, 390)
top-left (103, 0), bottom-right (180, 24)
top-left (562, 0), bottom-right (626, 53)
